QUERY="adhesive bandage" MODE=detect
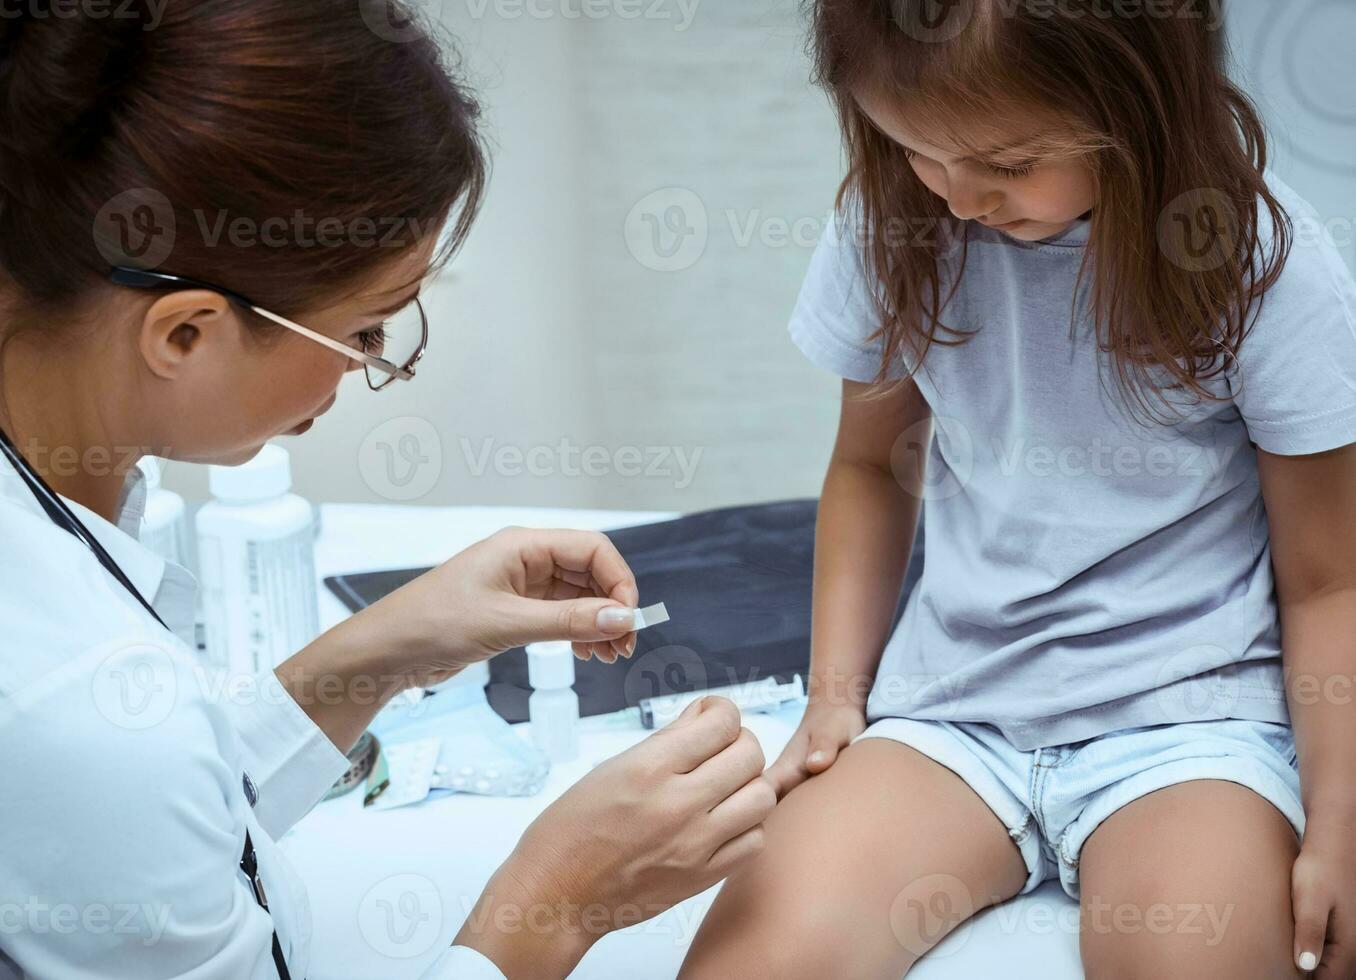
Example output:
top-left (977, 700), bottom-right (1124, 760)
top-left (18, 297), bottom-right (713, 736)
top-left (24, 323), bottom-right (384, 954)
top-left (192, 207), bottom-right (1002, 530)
top-left (632, 602), bottom-right (670, 630)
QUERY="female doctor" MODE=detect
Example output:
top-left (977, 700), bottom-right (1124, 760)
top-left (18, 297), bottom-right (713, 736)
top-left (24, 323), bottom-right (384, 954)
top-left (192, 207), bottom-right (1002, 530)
top-left (0, 2), bottom-right (774, 978)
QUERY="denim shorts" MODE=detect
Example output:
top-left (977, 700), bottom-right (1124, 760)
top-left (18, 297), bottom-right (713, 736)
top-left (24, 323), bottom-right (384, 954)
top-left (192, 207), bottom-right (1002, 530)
top-left (853, 716), bottom-right (1304, 899)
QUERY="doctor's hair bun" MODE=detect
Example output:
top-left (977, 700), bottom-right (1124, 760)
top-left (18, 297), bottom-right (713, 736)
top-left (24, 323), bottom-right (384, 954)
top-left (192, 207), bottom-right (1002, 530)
top-left (0, 1), bottom-right (152, 202)
top-left (0, 0), bottom-right (486, 324)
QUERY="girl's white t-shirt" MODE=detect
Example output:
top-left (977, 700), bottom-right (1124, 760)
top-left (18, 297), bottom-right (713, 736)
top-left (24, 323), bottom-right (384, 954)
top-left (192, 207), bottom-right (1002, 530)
top-left (789, 172), bottom-right (1356, 750)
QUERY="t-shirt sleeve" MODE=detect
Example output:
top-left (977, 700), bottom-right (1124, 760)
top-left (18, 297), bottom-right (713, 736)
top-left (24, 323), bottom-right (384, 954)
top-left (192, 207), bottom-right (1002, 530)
top-left (788, 208), bottom-right (910, 383)
top-left (1228, 188), bottom-right (1356, 455)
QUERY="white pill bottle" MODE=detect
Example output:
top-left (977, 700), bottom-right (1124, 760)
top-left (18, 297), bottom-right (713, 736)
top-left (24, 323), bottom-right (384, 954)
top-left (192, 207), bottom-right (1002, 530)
top-left (527, 640), bottom-right (580, 763)
top-left (196, 443), bottom-right (319, 676)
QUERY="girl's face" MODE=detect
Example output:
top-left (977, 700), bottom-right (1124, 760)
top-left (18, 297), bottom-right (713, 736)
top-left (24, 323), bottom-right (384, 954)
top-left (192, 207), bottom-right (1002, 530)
top-left (854, 86), bottom-right (1097, 242)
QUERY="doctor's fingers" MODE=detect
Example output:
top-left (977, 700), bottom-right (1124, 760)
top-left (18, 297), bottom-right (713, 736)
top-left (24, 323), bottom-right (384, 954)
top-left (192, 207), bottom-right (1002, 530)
top-left (548, 556), bottom-right (637, 663)
top-left (512, 528), bottom-right (639, 609)
top-left (685, 727), bottom-right (766, 809)
top-left (647, 696), bottom-right (744, 774)
top-left (704, 824), bottom-right (769, 882)
top-left (704, 775), bottom-right (777, 851)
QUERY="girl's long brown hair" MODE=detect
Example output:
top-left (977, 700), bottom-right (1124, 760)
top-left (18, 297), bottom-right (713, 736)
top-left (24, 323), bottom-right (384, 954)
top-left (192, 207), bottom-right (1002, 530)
top-left (0, 0), bottom-right (485, 329)
top-left (811, 0), bottom-right (1291, 422)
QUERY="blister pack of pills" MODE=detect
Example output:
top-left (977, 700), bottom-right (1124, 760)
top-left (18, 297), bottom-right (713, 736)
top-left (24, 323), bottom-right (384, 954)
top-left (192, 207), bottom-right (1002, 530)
top-left (370, 684), bottom-right (550, 801)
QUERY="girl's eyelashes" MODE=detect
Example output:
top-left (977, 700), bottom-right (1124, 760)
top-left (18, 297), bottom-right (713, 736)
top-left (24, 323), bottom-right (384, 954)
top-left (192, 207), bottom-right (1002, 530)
top-left (987, 161), bottom-right (1036, 180)
top-left (902, 146), bottom-right (1036, 180)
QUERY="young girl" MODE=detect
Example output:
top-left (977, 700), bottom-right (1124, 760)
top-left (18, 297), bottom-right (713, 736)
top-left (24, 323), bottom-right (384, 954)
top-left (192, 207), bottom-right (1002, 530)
top-left (681, 1), bottom-right (1356, 977)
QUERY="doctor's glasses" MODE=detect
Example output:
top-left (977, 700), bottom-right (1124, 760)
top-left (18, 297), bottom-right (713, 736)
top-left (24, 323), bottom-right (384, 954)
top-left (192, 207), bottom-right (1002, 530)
top-left (108, 266), bottom-right (428, 391)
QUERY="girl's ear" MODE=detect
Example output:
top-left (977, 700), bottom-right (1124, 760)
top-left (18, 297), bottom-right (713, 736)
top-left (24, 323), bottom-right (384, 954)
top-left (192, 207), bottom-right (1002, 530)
top-left (136, 289), bottom-right (237, 380)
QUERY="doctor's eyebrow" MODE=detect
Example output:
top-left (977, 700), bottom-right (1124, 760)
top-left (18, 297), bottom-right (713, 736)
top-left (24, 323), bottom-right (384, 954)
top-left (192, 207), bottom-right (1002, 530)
top-left (363, 287), bottom-right (421, 317)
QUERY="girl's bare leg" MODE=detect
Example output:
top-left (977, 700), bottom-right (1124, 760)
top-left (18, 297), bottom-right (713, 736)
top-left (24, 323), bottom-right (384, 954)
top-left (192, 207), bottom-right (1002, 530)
top-left (1078, 779), bottom-right (1303, 979)
top-left (679, 737), bottom-right (1028, 980)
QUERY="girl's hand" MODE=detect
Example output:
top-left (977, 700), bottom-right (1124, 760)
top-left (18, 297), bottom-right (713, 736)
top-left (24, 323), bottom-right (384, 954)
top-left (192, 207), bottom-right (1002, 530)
top-left (763, 699), bottom-right (867, 799)
top-left (361, 526), bottom-right (642, 689)
top-left (1292, 812), bottom-right (1356, 976)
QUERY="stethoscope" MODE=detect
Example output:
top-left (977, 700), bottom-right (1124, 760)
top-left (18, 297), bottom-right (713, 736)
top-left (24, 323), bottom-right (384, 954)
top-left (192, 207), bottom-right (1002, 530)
top-left (0, 423), bottom-right (296, 980)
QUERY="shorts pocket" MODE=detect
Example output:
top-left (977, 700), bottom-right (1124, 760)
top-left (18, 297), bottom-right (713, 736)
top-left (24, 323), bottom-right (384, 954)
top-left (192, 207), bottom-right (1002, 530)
top-left (1251, 721), bottom-right (1298, 769)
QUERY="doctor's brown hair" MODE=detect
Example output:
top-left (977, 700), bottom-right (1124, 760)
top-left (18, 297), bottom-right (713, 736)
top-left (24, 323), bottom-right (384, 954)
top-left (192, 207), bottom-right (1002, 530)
top-left (0, 0), bottom-right (485, 328)
top-left (811, 0), bottom-right (1292, 422)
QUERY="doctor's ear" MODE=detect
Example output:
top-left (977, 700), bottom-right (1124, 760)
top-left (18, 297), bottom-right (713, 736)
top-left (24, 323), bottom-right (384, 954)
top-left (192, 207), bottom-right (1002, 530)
top-left (136, 289), bottom-right (241, 380)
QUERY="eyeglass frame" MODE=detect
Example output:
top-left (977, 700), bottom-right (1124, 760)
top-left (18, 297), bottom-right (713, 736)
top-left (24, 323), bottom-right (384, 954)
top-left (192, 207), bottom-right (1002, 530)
top-left (107, 265), bottom-right (428, 391)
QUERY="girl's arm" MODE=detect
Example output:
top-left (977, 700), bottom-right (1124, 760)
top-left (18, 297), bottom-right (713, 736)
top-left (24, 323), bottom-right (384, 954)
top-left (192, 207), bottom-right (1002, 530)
top-left (1256, 442), bottom-right (1356, 976)
top-left (814, 377), bottom-right (932, 706)
top-left (765, 377), bottom-right (931, 797)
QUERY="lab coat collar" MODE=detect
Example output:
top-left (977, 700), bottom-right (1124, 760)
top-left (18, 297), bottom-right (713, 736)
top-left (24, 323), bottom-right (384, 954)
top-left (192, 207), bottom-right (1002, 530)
top-left (0, 457), bottom-right (197, 645)
top-left (61, 462), bottom-right (167, 610)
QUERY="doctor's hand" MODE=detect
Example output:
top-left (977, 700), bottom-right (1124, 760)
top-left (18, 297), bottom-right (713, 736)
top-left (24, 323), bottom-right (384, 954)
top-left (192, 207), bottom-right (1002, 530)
top-left (455, 695), bottom-right (775, 980)
top-left (763, 699), bottom-right (867, 799)
top-left (361, 526), bottom-right (642, 688)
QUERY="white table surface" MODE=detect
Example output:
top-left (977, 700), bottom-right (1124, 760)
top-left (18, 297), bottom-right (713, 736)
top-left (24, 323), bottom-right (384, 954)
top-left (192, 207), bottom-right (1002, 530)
top-left (282, 503), bottom-right (1084, 979)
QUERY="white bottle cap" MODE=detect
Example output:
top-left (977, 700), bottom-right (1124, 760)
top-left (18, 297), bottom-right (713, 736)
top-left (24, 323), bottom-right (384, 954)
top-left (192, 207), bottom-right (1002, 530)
top-left (138, 456), bottom-right (162, 490)
top-left (209, 443), bottom-right (292, 502)
top-left (526, 640), bottom-right (576, 690)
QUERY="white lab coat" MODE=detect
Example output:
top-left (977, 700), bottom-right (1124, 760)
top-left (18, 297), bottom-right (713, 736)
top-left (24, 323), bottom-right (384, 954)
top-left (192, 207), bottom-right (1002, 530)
top-left (0, 462), bottom-right (505, 979)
